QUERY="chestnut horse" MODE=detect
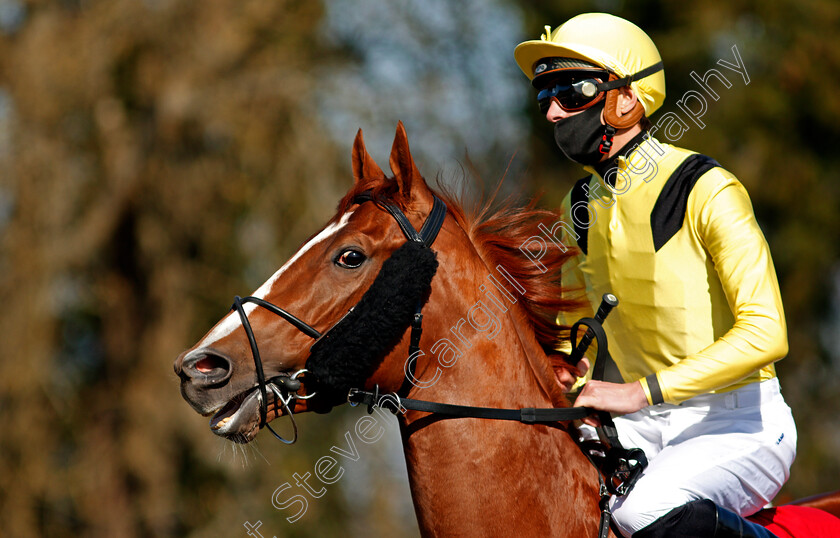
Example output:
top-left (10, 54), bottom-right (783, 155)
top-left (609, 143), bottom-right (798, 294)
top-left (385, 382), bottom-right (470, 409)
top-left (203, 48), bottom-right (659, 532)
top-left (175, 123), bottom-right (840, 537)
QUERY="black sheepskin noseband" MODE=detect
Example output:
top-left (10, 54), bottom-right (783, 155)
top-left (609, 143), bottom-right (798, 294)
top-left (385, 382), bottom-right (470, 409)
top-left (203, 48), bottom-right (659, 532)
top-left (305, 240), bottom-right (438, 403)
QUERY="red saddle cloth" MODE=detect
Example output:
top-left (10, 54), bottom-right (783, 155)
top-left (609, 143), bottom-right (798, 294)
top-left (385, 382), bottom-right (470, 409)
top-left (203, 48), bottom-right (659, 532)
top-left (748, 505), bottom-right (840, 537)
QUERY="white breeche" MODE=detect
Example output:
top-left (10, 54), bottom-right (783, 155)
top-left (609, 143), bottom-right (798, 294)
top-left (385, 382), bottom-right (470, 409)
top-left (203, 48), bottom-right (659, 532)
top-left (598, 378), bottom-right (797, 537)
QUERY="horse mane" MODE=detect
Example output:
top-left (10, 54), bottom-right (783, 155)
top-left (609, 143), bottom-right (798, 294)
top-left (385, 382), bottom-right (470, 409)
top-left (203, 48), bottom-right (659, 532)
top-left (335, 173), bottom-right (586, 377)
top-left (437, 183), bottom-right (585, 356)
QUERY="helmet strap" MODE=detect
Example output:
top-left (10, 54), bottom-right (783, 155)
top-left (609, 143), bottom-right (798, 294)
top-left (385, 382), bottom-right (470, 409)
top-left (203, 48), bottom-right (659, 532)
top-left (599, 125), bottom-right (617, 155)
top-left (604, 73), bottom-right (646, 130)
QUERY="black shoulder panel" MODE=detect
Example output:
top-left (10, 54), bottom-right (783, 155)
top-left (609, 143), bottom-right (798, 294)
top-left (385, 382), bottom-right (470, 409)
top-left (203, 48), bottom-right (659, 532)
top-left (650, 154), bottom-right (720, 251)
top-left (570, 175), bottom-right (592, 255)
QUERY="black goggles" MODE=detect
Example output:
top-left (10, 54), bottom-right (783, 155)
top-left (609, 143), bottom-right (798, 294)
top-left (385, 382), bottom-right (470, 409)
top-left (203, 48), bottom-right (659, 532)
top-left (536, 73), bottom-right (608, 114)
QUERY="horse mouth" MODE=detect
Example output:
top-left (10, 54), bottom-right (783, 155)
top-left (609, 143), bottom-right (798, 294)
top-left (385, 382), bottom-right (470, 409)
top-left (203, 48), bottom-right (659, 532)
top-left (207, 386), bottom-right (291, 442)
top-left (206, 389), bottom-right (257, 438)
top-left (201, 375), bottom-right (315, 443)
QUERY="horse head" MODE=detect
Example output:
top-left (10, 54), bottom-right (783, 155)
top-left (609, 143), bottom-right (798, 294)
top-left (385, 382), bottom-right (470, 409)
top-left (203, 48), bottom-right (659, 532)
top-left (174, 122), bottom-right (447, 443)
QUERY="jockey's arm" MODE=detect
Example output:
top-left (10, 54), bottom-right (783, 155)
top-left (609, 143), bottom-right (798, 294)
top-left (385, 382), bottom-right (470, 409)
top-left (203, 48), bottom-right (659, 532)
top-left (577, 174), bottom-right (787, 414)
top-left (639, 175), bottom-right (788, 405)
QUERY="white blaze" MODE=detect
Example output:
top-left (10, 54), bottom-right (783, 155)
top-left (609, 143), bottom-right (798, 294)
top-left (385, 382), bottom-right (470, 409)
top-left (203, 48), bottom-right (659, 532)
top-left (197, 211), bottom-right (355, 347)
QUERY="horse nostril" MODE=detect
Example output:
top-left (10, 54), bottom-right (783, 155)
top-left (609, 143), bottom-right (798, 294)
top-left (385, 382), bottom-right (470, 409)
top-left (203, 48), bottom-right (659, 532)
top-left (195, 355), bottom-right (226, 374)
top-left (181, 350), bottom-right (233, 385)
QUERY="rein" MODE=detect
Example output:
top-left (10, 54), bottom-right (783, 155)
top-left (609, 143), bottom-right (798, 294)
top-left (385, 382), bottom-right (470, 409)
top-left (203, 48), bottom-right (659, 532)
top-left (347, 389), bottom-right (593, 422)
top-left (347, 294), bottom-right (619, 425)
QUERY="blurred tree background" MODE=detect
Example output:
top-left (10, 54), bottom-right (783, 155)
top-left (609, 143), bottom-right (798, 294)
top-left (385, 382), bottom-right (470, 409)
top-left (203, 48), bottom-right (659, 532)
top-left (0, 0), bottom-right (837, 537)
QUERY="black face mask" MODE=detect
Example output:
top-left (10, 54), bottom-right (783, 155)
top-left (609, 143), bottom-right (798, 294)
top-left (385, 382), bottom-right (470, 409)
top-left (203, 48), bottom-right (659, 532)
top-left (553, 102), bottom-right (609, 166)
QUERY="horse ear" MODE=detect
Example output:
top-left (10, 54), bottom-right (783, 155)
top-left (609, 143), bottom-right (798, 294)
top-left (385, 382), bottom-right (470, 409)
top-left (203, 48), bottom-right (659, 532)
top-left (389, 121), bottom-right (432, 204)
top-left (352, 128), bottom-right (385, 185)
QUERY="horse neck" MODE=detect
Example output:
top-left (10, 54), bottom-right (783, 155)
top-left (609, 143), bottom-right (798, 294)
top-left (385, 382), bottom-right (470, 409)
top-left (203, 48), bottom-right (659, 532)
top-left (396, 222), bottom-right (605, 536)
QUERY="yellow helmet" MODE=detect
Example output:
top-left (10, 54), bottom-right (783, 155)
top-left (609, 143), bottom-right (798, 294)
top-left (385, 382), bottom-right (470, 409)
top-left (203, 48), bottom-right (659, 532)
top-left (514, 13), bottom-right (666, 117)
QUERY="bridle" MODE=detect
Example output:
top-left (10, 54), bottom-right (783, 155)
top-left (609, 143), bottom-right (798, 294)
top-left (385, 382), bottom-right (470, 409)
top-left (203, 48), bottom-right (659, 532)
top-left (230, 192), bottom-right (447, 443)
top-left (228, 191), bottom-right (645, 537)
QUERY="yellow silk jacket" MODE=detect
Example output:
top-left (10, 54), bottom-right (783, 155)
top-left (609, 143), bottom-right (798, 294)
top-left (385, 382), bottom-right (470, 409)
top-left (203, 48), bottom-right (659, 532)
top-left (557, 133), bottom-right (787, 405)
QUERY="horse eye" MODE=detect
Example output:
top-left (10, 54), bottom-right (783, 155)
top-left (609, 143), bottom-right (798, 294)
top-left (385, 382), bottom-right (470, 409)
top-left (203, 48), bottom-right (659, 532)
top-left (335, 249), bottom-right (366, 269)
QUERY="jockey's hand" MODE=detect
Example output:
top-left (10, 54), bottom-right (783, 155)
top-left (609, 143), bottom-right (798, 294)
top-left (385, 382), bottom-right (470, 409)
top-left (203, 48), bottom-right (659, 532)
top-left (555, 357), bottom-right (590, 392)
top-left (574, 380), bottom-right (648, 427)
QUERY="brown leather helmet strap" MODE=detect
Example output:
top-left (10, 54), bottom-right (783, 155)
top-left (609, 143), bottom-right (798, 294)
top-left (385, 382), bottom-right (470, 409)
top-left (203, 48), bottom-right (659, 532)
top-left (603, 73), bottom-right (645, 129)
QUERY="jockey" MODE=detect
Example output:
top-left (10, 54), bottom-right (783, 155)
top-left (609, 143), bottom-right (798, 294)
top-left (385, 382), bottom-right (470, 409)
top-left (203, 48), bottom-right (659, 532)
top-left (514, 13), bottom-right (796, 538)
